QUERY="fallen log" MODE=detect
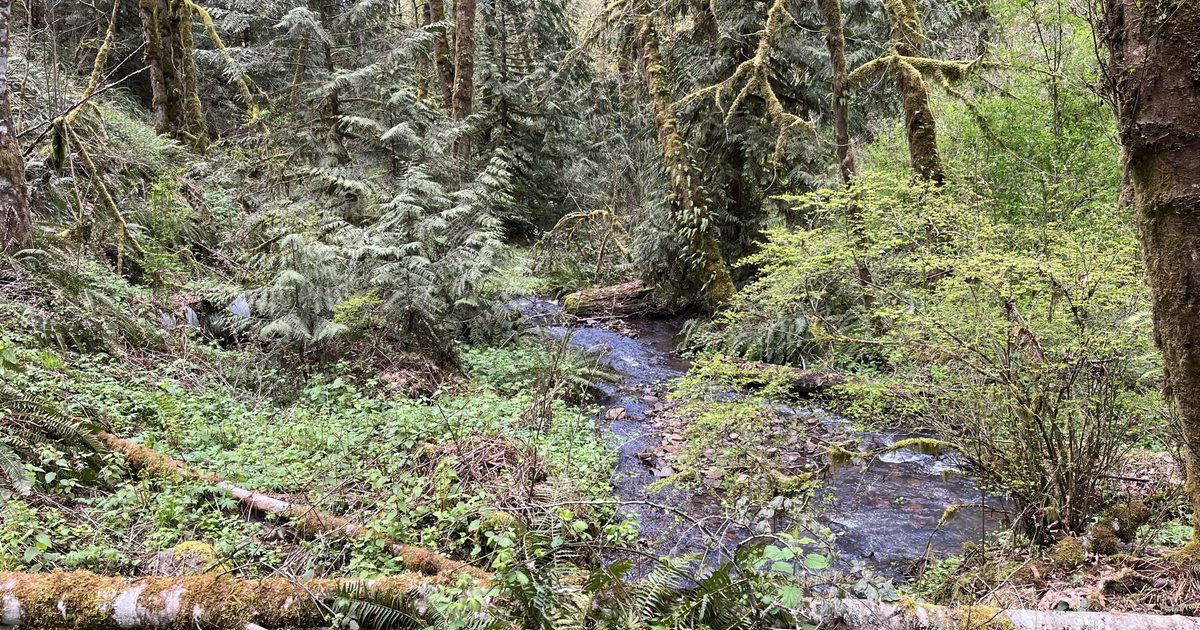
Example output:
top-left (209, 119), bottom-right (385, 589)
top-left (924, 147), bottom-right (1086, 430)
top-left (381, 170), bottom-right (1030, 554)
top-left (732, 358), bottom-right (850, 396)
top-left (97, 432), bottom-right (490, 585)
top-left (4, 572), bottom-right (1198, 630)
top-left (562, 280), bottom-right (660, 318)
top-left (811, 598), bottom-right (1200, 630)
top-left (0, 570), bottom-right (434, 629)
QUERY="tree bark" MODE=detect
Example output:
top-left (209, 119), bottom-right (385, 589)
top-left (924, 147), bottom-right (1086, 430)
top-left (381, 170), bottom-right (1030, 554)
top-left (137, 0), bottom-right (206, 151)
top-left (97, 432), bottom-right (490, 585)
top-left (817, 0), bottom-right (877, 319)
top-left (0, 0), bottom-right (30, 254)
top-left (635, 14), bottom-right (736, 310)
top-left (5, 575), bottom-right (1200, 630)
top-left (450, 0), bottom-right (475, 158)
top-left (1099, 0), bottom-right (1200, 558)
top-left (0, 570), bottom-right (437, 629)
top-left (882, 0), bottom-right (943, 184)
top-left (426, 0), bottom-right (455, 109)
top-left (562, 280), bottom-right (663, 318)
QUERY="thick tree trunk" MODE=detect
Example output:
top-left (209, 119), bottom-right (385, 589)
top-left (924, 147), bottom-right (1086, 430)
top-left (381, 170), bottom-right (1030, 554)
top-left (635, 15), bottom-right (736, 310)
top-left (0, 0), bottom-right (30, 254)
top-left (1100, 0), bottom-right (1200, 558)
top-left (137, 0), bottom-right (206, 151)
top-left (427, 0), bottom-right (455, 109)
top-left (97, 432), bottom-right (490, 584)
top-left (0, 570), bottom-right (436, 629)
top-left (882, 0), bottom-right (943, 184)
top-left (450, 0), bottom-right (475, 158)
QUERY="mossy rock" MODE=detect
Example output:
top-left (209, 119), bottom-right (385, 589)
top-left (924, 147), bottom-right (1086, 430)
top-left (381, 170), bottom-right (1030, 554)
top-left (1050, 536), bottom-right (1086, 570)
top-left (149, 540), bottom-right (228, 576)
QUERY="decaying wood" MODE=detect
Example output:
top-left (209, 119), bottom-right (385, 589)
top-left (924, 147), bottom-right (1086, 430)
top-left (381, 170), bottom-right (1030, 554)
top-left (0, 570), bottom-right (435, 629)
top-left (812, 598), bottom-right (1200, 630)
top-left (97, 432), bottom-right (490, 585)
top-left (562, 280), bottom-right (660, 318)
top-left (733, 358), bottom-right (850, 396)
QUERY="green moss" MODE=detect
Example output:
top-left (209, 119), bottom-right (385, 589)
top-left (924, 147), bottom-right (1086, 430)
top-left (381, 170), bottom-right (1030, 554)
top-left (951, 605), bottom-right (1017, 630)
top-left (1050, 536), bottom-right (1085, 569)
top-left (1089, 524), bottom-right (1119, 556)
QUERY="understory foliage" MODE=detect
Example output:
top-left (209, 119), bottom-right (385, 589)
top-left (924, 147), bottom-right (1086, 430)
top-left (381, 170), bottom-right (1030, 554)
top-left (708, 170), bottom-right (1155, 538)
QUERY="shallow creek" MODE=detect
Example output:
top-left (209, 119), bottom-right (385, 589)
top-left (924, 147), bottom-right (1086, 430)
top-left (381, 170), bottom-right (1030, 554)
top-left (514, 297), bottom-right (1004, 579)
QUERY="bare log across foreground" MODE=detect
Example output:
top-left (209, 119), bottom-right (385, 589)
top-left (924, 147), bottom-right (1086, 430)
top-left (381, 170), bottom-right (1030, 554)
top-left (562, 280), bottom-right (660, 318)
top-left (97, 433), bottom-right (490, 585)
top-left (5, 572), bottom-right (1200, 630)
top-left (0, 570), bottom-right (432, 629)
top-left (814, 598), bottom-right (1200, 629)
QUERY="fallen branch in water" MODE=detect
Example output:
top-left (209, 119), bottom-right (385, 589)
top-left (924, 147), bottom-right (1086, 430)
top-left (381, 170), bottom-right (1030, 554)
top-left (97, 432), bottom-right (491, 585)
top-left (0, 570), bottom-right (437, 629)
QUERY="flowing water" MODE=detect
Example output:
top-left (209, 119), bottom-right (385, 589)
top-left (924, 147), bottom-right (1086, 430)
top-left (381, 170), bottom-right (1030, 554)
top-left (513, 297), bottom-right (1005, 578)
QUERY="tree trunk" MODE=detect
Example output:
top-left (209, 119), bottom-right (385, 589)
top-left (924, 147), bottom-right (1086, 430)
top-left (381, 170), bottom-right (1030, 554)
top-left (1099, 0), bottom-right (1200, 559)
top-left (635, 14), bottom-right (735, 310)
top-left (137, 0), bottom-right (206, 151)
top-left (427, 0), bottom-right (454, 109)
top-left (97, 432), bottom-right (490, 584)
top-left (882, 0), bottom-right (943, 184)
top-left (0, 0), bottom-right (30, 254)
top-left (0, 570), bottom-right (437, 629)
top-left (450, 0), bottom-right (475, 158)
top-left (817, 0), bottom-right (877, 319)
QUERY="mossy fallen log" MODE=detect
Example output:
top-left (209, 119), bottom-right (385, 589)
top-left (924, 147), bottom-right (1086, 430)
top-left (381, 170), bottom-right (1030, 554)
top-left (97, 432), bottom-right (490, 585)
top-left (0, 570), bottom-right (434, 629)
top-left (562, 280), bottom-right (660, 318)
top-left (812, 598), bottom-right (1200, 629)
top-left (5, 573), bottom-right (1199, 630)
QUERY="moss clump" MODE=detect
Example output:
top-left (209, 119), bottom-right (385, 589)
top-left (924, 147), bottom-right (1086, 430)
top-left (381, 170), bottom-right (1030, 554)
top-left (1050, 536), bottom-right (1085, 569)
top-left (1113, 500), bottom-right (1151, 542)
top-left (951, 605), bottom-right (1017, 630)
top-left (1089, 524), bottom-right (1119, 556)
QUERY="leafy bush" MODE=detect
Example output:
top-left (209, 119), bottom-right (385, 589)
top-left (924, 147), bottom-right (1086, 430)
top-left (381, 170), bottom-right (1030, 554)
top-left (707, 171), bottom-right (1159, 539)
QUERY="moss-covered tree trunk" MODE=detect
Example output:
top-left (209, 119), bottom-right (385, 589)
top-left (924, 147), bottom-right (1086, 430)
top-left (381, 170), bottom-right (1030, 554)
top-left (427, 0), bottom-right (455, 109)
top-left (1101, 0), bottom-right (1200, 558)
top-left (138, 0), bottom-right (206, 151)
top-left (450, 0), bottom-right (475, 158)
top-left (0, 0), bottom-right (30, 254)
top-left (635, 15), bottom-right (735, 310)
top-left (882, 0), bottom-right (943, 183)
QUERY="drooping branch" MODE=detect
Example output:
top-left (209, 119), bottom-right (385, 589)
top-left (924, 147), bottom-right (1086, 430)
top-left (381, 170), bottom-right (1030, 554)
top-left (676, 0), bottom-right (814, 157)
top-left (186, 0), bottom-right (269, 130)
top-left (97, 432), bottom-right (491, 585)
top-left (0, 570), bottom-right (438, 629)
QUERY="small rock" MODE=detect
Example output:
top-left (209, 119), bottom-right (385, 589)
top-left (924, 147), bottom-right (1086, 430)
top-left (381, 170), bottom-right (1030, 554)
top-left (704, 466), bottom-right (724, 480)
top-left (606, 407), bottom-right (627, 420)
top-left (644, 395), bottom-right (660, 403)
top-left (655, 466), bottom-right (676, 478)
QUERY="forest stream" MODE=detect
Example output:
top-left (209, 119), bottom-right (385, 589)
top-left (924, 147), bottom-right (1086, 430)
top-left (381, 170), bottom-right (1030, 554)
top-left (516, 297), bottom-right (1006, 580)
